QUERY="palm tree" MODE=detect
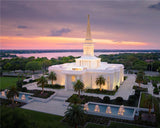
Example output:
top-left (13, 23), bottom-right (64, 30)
top-left (73, 80), bottom-right (84, 97)
top-left (135, 73), bottom-right (144, 87)
top-left (48, 71), bottom-right (57, 86)
top-left (96, 75), bottom-right (105, 91)
top-left (145, 94), bottom-right (153, 114)
top-left (7, 86), bottom-right (19, 106)
top-left (64, 104), bottom-right (85, 128)
top-left (37, 76), bottom-right (48, 93)
top-left (70, 95), bottom-right (81, 105)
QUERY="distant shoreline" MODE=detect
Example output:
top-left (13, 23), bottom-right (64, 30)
top-left (1, 49), bottom-right (160, 54)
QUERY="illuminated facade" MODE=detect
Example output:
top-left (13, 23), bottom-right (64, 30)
top-left (48, 15), bottom-right (124, 91)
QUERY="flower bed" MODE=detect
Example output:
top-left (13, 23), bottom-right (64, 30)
top-left (0, 98), bottom-right (26, 107)
top-left (27, 90), bottom-right (55, 99)
top-left (31, 90), bottom-right (54, 98)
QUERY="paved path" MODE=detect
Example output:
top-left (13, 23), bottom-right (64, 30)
top-left (22, 96), bottom-right (69, 116)
top-left (113, 74), bottom-right (136, 100)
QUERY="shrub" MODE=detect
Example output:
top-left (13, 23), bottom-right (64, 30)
top-left (115, 97), bottom-right (123, 105)
top-left (45, 84), bottom-right (64, 89)
top-left (85, 89), bottom-right (116, 95)
top-left (153, 87), bottom-right (159, 95)
top-left (153, 83), bottom-right (157, 88)
top-left (22, 87), bottom-right (27, 92)
top-left (103, 96), bottom-right (110, 103)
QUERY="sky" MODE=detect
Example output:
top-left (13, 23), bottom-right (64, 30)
top-left (1, 0), bottom-right (160, 50)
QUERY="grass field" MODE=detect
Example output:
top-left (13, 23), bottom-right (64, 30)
top-left (0, 77), bottom-right (19, 89)
top-left (1, 106), bottom-right (71, 128)
top-left (85, 122), bottom-right (146, 128)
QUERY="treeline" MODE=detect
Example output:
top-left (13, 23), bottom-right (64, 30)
top-left (1, 49), bottom-right (160, 54)
top-left (0, 53), bottom-right (160, 73)
top-left (0, 56), bottom-right (76, 73)
top-left (99, 53), bottom-right (160, 71)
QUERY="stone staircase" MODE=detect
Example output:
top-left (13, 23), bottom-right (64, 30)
top-left (52, 96), bottom-right (68, 102)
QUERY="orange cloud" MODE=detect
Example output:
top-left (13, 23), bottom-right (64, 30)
top-left (0, 36), bottom-right (148, 49)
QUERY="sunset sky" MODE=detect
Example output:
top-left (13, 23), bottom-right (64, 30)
top-left (1, 0), bottom-right (160, 50)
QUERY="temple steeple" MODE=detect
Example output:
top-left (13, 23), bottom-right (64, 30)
top-left (83, 15), bottom-right (94, 56)
top-left (75, 15), bottom-right (101, 69)
top-left (86, 15), bottom-right (92, 40)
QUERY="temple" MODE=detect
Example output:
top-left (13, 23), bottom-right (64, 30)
top-left (48, 15), bottom-right (124, 91)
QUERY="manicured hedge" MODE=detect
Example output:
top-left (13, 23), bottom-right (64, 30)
top-left (132, 86), bottom-right (148, 92)
top-left (44, 84), bottom-right (65, 89)
top-left (85, 89), bottom-right (116, 95)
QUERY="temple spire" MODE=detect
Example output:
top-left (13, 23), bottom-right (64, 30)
top-left (86, 15), bottom-right (92, 40)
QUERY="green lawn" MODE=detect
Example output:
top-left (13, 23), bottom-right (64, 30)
top-left (1, 106), bottom-right (71, 128)
top-left (85, 122), bottom-right (146, 128)
top-left (107, 122), bottom-right (146, 128)
top-left (0, 77), bottom-right (19, 89)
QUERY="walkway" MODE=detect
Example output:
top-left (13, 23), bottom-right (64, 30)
top-left (22, 95), bottom-right (69, 116)
top-left (113, 74), bottom-right (136, 100)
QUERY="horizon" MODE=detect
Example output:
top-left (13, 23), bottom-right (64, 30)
top-left (1, 0), bottom-right (160, 50)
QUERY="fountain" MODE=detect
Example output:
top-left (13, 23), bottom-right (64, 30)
top-left (84, 103), bottom-right (89, 111)
top-left (21, 94), bottom-right (26, 100)
top-left (1, 91), bottom-right (5, 97)
top-left (106, 106), bottom-right (112, 114)
top-left (15, 95), bottom-right (19, 99)
top-left (118, 105), bottom-right (125, 116)
top-left (94, 105), bottom-right (100, 112)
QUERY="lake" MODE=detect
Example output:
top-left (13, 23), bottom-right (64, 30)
top-left (16, 52), bottom-right (135, 59)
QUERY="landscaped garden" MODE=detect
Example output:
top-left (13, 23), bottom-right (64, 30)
top-left (0, 76), bottom-right (19, 89)
top-left (67, 89), bottom-right (141, 107)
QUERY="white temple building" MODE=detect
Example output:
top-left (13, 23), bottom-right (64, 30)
top-left (48, 15), bottom-right (124, 91)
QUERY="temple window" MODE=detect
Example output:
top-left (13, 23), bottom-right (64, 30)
top-left (71, 76), bottom-right (76, 82)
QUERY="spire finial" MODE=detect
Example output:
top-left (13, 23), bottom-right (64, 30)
top-left (86, 14), bottom-right (92, 40)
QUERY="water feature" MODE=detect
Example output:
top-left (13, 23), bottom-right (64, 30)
top-left (0, 91), bottom-right (33, 103)
top-left (84, 103), bottom-right (89, 111)
top-left (94, 105), bottom-right (100, 112)
top-left (106, 106), bottom-right (112, 114)
top-left (85, 102), bottom-right (135, 120)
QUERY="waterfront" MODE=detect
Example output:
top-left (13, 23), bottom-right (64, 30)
top-left (16, 51), bottom-right (148, 59)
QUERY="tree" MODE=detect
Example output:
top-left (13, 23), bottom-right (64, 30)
top-left (7, 86), bottom-right (19, 106)
top-left (64, 104), bottom-right (85, 128)
top-left (145, 94), bottom-right (152, 114)
top-left (73, 80), bottom-right (84, 97)
top-left (96, 75), bottom-right (105, 91)
top-left (25, 61), bottom-right (41, 73)
top-left (4, 62), bottom-right (11, 72)
top-left (135, 72), bottom-right (144, 87)
top-left (48, 71), bottom-right (57, 86)
top-left (37, 76), bottom-right (48, 93)
top-left (41, 60), bottom-right (51, 72)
